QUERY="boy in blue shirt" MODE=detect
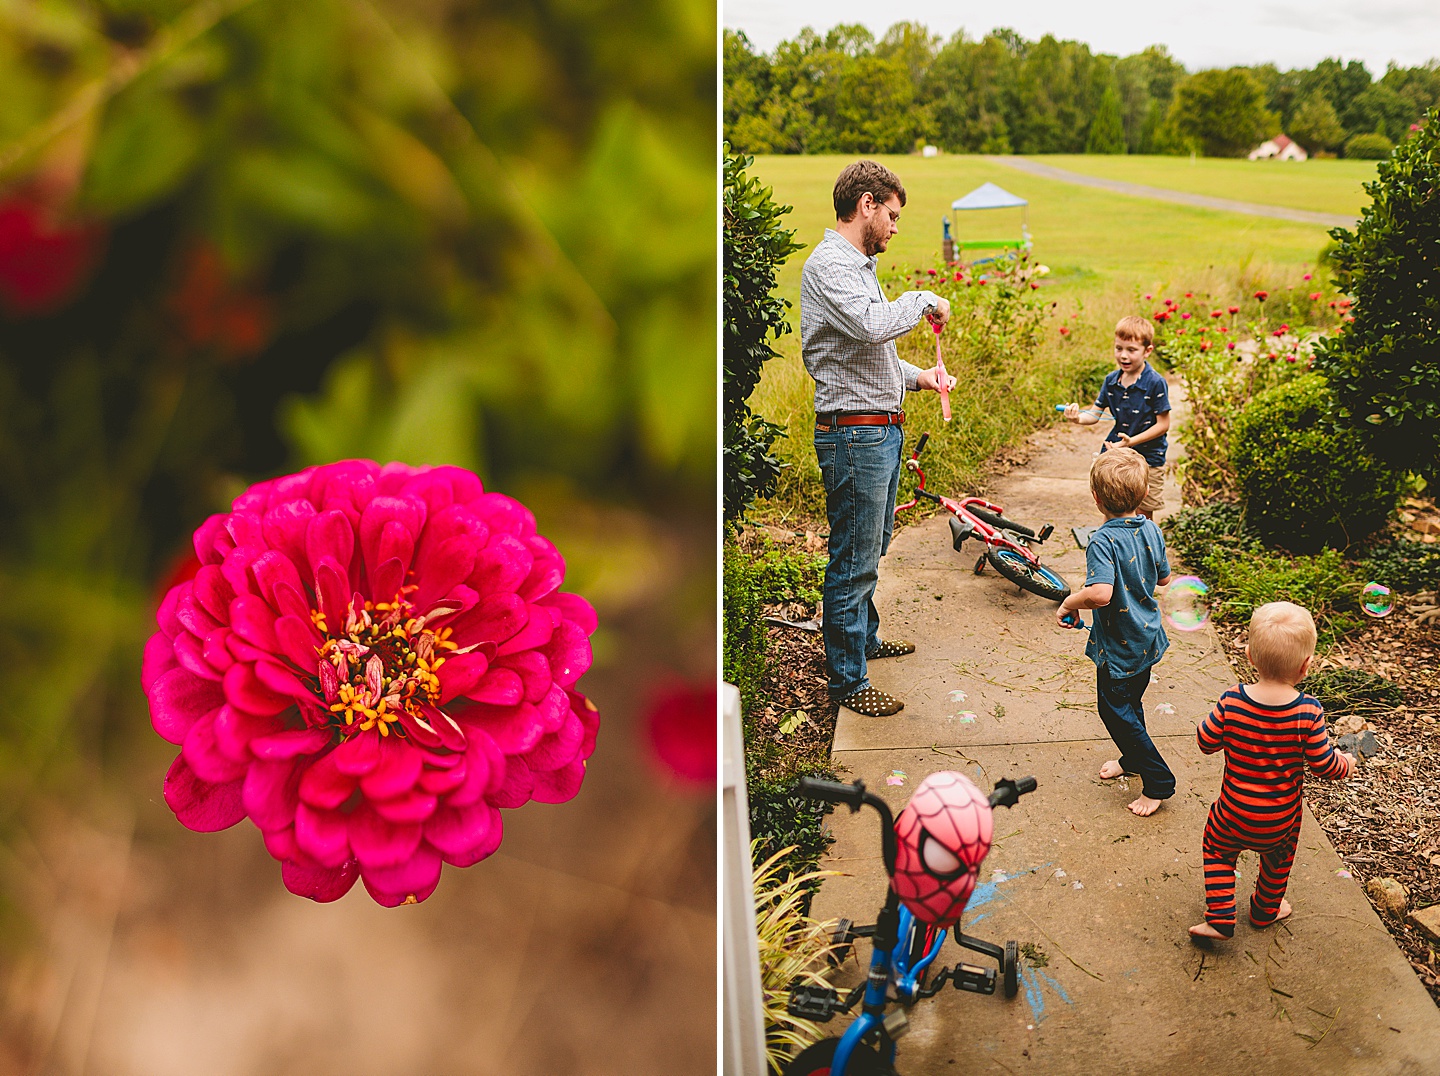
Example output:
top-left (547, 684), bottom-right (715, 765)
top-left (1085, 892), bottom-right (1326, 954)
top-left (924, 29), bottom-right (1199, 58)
top-left (1063, 315), bottom-right (1170, 518)
top-left (1057, 447), bottom-right (1175, 817)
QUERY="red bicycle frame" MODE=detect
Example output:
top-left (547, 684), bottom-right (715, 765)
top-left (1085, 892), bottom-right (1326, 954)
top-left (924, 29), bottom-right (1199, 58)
top-left (894, 432), bottom-right (1053, 566)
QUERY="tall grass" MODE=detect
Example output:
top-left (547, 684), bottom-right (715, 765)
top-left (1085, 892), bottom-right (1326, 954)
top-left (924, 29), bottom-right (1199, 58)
top-left (749, 259), bottom-right (1330, 530)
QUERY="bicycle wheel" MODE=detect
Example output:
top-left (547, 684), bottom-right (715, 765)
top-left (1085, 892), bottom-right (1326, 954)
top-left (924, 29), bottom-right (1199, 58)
top-left (1003, 940), bottom-right (1019, 998)
top-left (986, 547), bottom-right (1070, 602)
top-left (968, 506), bottom-right (1036, 538)
top-left (784, 1038), bottom-right (885, 1076)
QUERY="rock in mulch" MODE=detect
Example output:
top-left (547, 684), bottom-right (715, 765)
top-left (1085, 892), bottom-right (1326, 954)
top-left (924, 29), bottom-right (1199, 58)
top-left (1409, 904), bottom-right (1440, 943)
top-left (1366, 877), bottom-right (1410, 920)
top-left (1336, 729), bottom-right (1379, 758)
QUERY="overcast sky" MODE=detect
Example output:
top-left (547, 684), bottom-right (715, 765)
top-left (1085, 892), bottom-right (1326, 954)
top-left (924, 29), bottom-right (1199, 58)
top-left (723, 0), bottom-right (1440, 74)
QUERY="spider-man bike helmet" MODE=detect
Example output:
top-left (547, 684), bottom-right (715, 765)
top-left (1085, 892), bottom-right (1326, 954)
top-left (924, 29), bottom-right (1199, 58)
top-left (891, 770), bottom-right (993, 928)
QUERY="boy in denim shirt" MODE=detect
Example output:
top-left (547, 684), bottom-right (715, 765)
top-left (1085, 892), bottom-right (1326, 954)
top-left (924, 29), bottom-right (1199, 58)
top-left (1062, 315), bottom-right (1170, 518)
top-left (1057, 447), bottom-right (1174, 816)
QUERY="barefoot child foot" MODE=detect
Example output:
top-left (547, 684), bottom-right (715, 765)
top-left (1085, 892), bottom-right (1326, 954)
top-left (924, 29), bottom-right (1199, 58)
top-left (1188, 921), bottom-right (1227, 940)
top-left (1099, 760), bottom-right (1124, 779)
top-left (1252, 898), bottom-right (1292, 928)
top-left (1128, 793), bottom-right (1162, 817)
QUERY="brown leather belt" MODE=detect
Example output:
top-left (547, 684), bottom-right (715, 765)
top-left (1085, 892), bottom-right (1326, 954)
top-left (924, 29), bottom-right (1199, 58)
top-left (815, 411), bottom-right (905, 431)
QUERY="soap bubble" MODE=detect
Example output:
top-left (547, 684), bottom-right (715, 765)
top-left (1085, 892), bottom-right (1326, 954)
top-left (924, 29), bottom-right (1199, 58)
top-left (1164, 576), bottom-right (1210, 631)
top-left (1361, 582), bottom-right (1393, 618)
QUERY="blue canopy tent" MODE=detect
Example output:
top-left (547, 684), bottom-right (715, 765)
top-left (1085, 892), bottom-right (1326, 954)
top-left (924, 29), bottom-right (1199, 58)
top-left (944, 182), bottom-right (1031, 264)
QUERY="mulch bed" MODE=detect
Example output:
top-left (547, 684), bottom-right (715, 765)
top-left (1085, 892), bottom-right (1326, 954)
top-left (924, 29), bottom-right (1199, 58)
top-left (749, 610), bottom-right (837, 776)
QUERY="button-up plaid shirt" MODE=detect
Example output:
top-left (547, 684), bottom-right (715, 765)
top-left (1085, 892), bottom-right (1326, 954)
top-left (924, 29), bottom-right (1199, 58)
top-left (800, 228), bottom-right (939, 414)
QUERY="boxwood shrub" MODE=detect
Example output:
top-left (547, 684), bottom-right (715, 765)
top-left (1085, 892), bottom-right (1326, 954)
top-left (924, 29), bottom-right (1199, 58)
top-left (1231, 373), bottom-right (1401, 552)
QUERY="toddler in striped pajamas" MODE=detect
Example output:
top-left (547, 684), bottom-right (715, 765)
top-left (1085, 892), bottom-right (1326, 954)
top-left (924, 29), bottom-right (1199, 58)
top-left (1189, 601), bottom-right (1356, 941)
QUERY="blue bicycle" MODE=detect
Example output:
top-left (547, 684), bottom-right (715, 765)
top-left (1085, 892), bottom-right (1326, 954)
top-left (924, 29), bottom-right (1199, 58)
top-left (783, 775), bottom-right (1038, 1076)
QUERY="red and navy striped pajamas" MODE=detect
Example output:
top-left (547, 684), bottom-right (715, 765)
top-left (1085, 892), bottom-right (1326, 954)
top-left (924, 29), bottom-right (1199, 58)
top-left (1196, 687), bottom-right (1348, 936)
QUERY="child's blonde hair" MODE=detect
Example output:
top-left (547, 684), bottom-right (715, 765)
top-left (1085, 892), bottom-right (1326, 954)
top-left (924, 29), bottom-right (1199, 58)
top-left (1115, 315), bottom-right (1154, 349)
top-left (1090, 447), bottom-right (1149, 516)
top-left (1247, 602), bottom-right (1317, 681)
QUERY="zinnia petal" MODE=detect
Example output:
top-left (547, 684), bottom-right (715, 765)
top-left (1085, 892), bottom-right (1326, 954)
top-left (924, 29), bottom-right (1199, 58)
top-left (163, 756), bottom-right (246, 831)
top-left (149, 667), bottom-right (225, 744)
top-left (425, 802), bottom-right (502, 867)
top-left (281, 856), bottom-right (359, 903)
top-left (359, 844), bottom-right (442, 907)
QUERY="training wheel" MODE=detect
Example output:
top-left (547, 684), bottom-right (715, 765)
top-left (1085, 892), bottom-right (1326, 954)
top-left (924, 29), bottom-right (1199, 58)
top-left (1003, 940), bottom-right (1019, 999)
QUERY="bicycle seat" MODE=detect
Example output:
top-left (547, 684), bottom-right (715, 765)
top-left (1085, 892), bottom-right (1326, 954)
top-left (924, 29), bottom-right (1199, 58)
top-left (949, 516), bottom-right (975, 551)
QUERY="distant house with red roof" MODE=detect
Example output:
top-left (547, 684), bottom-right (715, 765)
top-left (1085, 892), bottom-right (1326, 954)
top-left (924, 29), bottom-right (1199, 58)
top-left (1248, 134), bottom-right (1308, 161)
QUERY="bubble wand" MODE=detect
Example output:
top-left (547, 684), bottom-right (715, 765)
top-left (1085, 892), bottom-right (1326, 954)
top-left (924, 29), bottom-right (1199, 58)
top-left (933, 320), bottom-right (951, 422)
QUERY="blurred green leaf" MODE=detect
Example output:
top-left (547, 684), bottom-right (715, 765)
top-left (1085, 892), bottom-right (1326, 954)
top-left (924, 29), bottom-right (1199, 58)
top-left (82, 84), bottom-right (202, 213)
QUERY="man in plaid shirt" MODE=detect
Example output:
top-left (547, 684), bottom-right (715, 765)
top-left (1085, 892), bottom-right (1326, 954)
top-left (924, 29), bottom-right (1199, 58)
top-left (801, 160), bottom-right (955, 718)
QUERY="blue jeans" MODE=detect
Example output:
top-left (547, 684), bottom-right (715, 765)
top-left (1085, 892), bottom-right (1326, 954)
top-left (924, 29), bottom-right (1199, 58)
top-left (1096, 664), bottom-right (1175, 800)
top-left (815, 423), bottom-right (903, 699)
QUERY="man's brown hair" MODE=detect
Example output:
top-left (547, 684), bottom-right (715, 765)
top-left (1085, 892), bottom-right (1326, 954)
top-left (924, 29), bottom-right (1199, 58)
top-left (833, 160), bottom-right (906, 222)
top-left (1115, 315), bottom-right (1154, 349)
top-left (1090, 446), bottom-right (1150, 516)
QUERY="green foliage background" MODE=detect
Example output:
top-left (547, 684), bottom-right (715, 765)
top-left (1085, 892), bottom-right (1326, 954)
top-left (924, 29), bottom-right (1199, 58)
top-left (0, 0), bottom-right (714, 858)
top-left (1315, 109), bottom-right (1440, 481)
top-left (725, 23), bottom-right (1440, 158)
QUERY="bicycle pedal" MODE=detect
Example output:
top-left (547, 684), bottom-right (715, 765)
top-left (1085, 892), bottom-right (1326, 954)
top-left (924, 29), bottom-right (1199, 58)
top-left (1037, 523), bottom-right (1054, 542)
top-left (952, 963), bottom-right (997, 995)
top-left (974, 554), bottom-right (987, 575)
top-left (788, 984), bottom-right (841, 1021)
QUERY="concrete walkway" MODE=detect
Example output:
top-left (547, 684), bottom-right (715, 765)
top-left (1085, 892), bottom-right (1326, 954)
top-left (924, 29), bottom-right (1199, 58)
top-left (810, 410), bottom-right (1440, 1074)
top-left (988, 156), bottom-right (1357, 229)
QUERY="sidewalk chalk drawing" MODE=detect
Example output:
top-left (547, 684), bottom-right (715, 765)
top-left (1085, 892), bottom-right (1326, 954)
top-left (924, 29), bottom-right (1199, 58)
top-left (1020, 962), bottom-right (1074, 1025)
top-left (961, 861), bottom-right (1075, 1024)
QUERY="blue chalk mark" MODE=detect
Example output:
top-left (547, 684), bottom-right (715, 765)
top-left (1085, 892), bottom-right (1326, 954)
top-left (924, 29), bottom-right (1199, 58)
top-left (964, 861), bottom-right (1053, 925)
top-left (1018, 955), bottom-right (1075, 1025)
top-left (1020, 963), bottom-right (1046, 1023)
top-left (1035, 965), bottom-right (1073, 1006)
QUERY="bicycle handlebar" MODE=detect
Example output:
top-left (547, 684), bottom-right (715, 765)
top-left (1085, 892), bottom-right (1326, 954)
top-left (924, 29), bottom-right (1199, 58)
top-left (988, 776), bottom-right (1038, 810)
top-left (913, 432), bottom-right (930, 458)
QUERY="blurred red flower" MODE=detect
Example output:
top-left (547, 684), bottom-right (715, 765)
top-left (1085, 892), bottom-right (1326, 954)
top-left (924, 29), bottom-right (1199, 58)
top-left (1227, 305), bottom-right (1239, 314)
top-left (1210, 310), bottom-right (1222, 318)
top-left (646, 683), bottom-right (716, 785)
top-left (167, 245), bottom-right (274, 362)
top-left (1058, 326), bottom-right (1070, 336)
top-left (0, 192), bottom-right (105, 317)
top-left (1254, 291), bottom-right (1268, 301)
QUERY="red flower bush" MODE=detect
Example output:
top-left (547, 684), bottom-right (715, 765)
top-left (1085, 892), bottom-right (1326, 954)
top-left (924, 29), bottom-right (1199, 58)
top-left (143, 460), bottom-right (599, 906)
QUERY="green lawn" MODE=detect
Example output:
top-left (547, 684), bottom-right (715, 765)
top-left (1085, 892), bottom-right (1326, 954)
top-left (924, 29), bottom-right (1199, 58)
top-left (1035, 154), bottom-right (1378, 218)
top-left (750, 154), bottom-right (1353, 319)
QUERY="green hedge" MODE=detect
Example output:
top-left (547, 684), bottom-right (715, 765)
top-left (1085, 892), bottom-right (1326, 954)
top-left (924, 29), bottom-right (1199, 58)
top-left (1231, 373), bottom-right (1401, 552)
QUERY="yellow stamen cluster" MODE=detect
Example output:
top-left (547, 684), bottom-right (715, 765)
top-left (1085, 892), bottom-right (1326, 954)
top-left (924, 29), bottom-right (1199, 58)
top-left (315, 595), bottom-right (460, 739)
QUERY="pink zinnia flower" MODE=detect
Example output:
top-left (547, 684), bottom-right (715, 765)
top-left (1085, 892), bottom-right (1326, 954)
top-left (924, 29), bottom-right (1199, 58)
top-left (1181, 312), bottom-right (1192, 320)
top-left (1303, 273), bottom-right (1312, 281)
top-left (143, 460), bottom-right (599, 906)
top-left (1227, 342), bottom-right (1236, 351)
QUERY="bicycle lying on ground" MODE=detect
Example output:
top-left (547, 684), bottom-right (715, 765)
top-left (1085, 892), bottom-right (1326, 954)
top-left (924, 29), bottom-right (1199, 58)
top-left (783, 773), bottom-right (1039, 1076)
top-left (894, 432), bottom-right (1070, 602)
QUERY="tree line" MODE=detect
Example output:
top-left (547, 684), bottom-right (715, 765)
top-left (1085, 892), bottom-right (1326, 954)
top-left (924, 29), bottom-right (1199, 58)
top-left (724, 24), bottom-right (1440, 158)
